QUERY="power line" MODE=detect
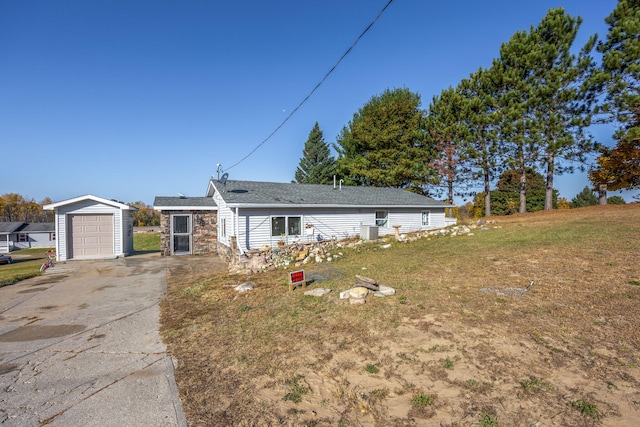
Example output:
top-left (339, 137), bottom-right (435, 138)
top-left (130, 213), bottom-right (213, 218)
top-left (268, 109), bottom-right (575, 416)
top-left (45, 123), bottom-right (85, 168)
top-left (226, 0), bottom-right (394, 171)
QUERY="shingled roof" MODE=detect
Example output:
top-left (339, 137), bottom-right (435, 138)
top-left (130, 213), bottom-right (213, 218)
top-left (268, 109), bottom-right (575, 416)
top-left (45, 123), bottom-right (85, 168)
top-left (0, 222), bottom-right (26, 235)
top-left (153, 196), bottom-right (218, 210)
top-left (207, 180), bottom-right (449, 208)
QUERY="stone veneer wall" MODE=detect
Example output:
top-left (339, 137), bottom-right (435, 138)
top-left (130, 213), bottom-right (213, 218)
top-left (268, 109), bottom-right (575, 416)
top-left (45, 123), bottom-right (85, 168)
top-left (159, 211), bottom-right (218, 256)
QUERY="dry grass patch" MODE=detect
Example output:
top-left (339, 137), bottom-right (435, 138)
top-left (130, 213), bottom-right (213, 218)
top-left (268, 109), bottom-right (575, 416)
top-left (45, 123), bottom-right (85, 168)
top-left (161, 204), bottom-right (640, 426)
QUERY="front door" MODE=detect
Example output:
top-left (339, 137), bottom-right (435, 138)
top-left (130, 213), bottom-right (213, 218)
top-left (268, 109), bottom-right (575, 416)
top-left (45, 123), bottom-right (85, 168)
top-left (171, 214), bottom-right (192, 255)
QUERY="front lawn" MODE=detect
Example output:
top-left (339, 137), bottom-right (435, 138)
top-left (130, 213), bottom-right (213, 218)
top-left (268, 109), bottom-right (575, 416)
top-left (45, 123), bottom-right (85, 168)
top-left (134, 232), bottom-right (161, 251)
top-left (0, 249), bottom-right (53, 287)
top-left (161, 204), bottom-right (640, 426)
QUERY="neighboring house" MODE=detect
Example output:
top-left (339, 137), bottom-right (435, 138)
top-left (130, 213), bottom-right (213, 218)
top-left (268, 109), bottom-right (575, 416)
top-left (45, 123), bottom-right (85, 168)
top-left (210, 179), bottom-right (454, 257)
top-left (152, 196), bottom-right (218, 256)
top-left (0, 222), bottom-right (55, 252)
top-left (44, 195), bottom-right (136, 261)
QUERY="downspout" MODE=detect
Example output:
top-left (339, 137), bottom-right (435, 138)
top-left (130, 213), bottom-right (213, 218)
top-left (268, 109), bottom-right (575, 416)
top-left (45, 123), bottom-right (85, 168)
top-left (235, 207), bottom-right (245, 255)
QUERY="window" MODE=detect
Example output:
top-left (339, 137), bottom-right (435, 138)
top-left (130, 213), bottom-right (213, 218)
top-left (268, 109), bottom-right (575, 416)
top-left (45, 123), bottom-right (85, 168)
top-left (375, 211), bottom-right (388, 227)
top-left (271, 216), bottom-right (302, 237)
top-left (287, 217), bottom-right (301, 236)
top-left (271, 216), bottom-right (285, 237)
top-left (50, 232), bottom-right (56, 241)
top-left (220, 218), bottom-right (226, 237)
top-left (422, 211), bottom-right (430, 226)
top-left (18, 233), bottom-right (29, 242)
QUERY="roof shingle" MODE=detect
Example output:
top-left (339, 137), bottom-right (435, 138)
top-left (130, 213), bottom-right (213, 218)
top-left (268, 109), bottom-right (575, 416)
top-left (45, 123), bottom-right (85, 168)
top-left (209, 180), bottom-right (449, 207)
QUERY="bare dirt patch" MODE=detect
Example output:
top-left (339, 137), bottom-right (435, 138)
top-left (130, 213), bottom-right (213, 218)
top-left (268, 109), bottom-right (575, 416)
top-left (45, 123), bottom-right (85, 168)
top-left (161, 204), bottom-right (640, 426)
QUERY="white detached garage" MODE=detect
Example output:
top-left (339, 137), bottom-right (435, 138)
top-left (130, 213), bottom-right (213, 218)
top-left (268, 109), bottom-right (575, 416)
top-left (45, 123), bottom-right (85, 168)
top-left (44, 195), bottom-right (136, 261)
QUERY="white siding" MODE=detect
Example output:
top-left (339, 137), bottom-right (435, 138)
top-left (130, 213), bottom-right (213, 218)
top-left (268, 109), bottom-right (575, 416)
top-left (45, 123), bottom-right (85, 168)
top-left (8, 231), bottom-right (56, 252)
top-left (213, 191), bottom-right (235, 247)
top-left (54, 200), bottom-right (130, 261)
top-left (235, 207), bottom-right (448, 250)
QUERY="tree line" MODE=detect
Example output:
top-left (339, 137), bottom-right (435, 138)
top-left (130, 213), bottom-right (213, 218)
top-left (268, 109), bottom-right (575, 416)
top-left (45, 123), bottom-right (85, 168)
top-left (0, 194), bottom-right (160, 226)
top-left (294, 1), bottom-right (639, 217)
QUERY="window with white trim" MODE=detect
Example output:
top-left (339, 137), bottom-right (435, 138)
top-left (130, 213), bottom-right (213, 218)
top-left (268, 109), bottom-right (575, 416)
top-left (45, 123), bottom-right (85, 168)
top-left (50, 232), bottom-right (56, 241)
top-left (375, 211), bottom-right (388, 227)
top-left (220, 218), bottom-right (226, 237)
top-left (422, 210), bottom-right (430, 226)
top-left (271, 216), bottom-right (302, 237)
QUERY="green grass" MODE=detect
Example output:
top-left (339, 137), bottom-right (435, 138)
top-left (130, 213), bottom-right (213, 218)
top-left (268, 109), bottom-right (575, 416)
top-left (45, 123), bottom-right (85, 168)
top-left (134, 232), bottom-right (161, 251)
top-left (0, 248), bottom-right (52, 287)
top-left (572, 400), bottom-right (600, 418)
top-left (283, 375), bottom-right (309, 403)
top-left (411, 393), bottom-right (432, 408)
top-left (479, 413), bottom-right (499, 426)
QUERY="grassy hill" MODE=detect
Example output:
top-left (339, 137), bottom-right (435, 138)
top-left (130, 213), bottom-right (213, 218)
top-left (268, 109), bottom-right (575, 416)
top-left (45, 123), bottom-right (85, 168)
top-left (161, 204), bottom-right (640, 426)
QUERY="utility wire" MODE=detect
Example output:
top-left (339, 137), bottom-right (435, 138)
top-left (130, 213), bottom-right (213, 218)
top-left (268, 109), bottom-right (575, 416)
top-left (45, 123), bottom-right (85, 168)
top-left (226, 0), bottom-right (394, 171)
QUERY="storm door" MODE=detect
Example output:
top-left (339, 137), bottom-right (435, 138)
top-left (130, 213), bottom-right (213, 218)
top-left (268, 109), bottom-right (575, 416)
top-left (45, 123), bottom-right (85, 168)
top-left (171, 214), bottom-right (192, 255)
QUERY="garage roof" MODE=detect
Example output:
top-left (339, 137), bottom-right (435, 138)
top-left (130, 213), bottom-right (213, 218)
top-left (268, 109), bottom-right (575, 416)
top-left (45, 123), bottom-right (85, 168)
top-left (44, 195), bottom-right (136, 210)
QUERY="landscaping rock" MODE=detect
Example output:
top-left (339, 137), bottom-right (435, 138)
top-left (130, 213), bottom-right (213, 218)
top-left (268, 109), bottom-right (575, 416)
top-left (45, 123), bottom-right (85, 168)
top-left (349, 286), bottom-right (369, 299)
top-left (339, 289), bottom-right (351, 299)
top-left (349, 297), bottom-right (366, 305)
top-left (234, 282), bottom-right (255, 292)
top-left (377, 285), bottom-right (396, 296)
top-left (304, 288), bottom-right (332, 297)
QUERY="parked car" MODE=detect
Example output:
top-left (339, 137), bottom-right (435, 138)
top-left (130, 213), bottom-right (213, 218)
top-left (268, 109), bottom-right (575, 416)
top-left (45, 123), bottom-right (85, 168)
top-left (0, 254), bottom-right (12, 265)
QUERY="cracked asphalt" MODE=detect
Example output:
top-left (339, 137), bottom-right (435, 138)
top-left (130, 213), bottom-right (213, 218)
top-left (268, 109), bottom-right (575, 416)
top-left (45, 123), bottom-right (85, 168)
top-left (0, 253), bottom-right (188, 426)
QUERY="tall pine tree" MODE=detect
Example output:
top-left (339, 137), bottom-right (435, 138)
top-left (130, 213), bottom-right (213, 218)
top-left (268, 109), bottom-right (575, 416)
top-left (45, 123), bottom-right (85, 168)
top-left (527, 8), bottom-right (597, 210)
top-left (589, 0), bottom-right (640, 192)
top-left (335, 88), bottom-right (437, 193)
top-left (425, 87), bottom-right (467, 205)
top-left (458, 67), bottom-right (503, 217)
top-left (294, 122), bottom-right (336, 184)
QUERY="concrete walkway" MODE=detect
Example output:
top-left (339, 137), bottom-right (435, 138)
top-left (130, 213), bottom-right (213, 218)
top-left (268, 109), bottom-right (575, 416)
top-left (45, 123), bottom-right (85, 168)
top-left (0, 253), bottom-right (187, 426)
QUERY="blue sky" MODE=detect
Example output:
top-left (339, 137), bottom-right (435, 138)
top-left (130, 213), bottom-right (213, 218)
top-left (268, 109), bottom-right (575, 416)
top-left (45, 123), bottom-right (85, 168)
top-left (2, 0), bottom-right (636, 205)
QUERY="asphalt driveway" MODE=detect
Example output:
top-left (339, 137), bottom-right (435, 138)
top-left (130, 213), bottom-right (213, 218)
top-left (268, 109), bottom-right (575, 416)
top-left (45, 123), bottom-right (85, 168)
top-left (0, 253), bottom-right (192, 426)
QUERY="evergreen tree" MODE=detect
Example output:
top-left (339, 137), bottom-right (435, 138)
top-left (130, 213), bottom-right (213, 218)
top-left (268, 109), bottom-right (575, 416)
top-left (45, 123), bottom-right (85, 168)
top-left (595, 0), bottom-right (640, 131)
top-left (590, 0), bottom-right (640, 192)
top-left (472, 169), bottom-right (554, 216)
top-left (458, 66), bottom-right (503, 216)
top-left (527, 8), bottom-right (597, 210)
top-left (571, 186), bottom-right (598, 207)
top-left (294, 122), bottom-right (336, 184)
top-left (335, 88), bottom-right (438, 192)
top-left (494, 30), bottom-right (540, 214)
top-left (425, 86), bottom-right (468, 204)
top-left (607, 195), bottom-right (626, 205)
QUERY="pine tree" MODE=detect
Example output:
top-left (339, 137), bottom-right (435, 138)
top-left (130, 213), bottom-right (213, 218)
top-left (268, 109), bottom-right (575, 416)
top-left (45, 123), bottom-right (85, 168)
top-left (335, 88), bottom-right (437, 192)
top-left (527, 8), bottom-right (597, 210)
top-left (494, 27), bottom-right (544, 214)
top-left (294, 122), bottom-right (336, 185)
top-left (571, 186), bottom-right (598, 208)
top-left (458, 66), bottom-right (503, 217)
top-left (425, 86), bottom-right (467, 204)
top-left (589, 0), bottom-right (640, 191)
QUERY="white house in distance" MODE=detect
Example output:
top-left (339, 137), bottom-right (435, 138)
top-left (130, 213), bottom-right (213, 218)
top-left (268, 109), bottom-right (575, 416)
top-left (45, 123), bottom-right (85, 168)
top-left (44, 195), bottom-right (136, 261)
top-left (0, 222), bottom-right (55, 252)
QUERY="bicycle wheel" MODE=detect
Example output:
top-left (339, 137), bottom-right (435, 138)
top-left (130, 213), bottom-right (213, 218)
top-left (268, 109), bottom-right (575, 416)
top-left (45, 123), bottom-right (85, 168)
top-left (40, 263), bottom-right (48, 273)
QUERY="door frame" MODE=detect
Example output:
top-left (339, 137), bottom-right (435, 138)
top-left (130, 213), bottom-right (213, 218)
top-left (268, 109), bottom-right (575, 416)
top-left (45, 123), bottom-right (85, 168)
top-left (170, 213), bottom-right (192, 255)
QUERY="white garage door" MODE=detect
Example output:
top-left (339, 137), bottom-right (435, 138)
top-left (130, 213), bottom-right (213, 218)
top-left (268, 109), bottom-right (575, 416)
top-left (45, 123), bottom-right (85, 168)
top-left (69, 214), bottom-right (114, 259)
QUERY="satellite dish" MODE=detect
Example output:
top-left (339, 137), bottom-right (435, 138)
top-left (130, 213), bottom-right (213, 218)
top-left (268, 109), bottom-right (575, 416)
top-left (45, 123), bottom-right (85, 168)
top-left (177, 193), bottom-right (186, 199)
top-left (218, 173), bottom-right (229, 186)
